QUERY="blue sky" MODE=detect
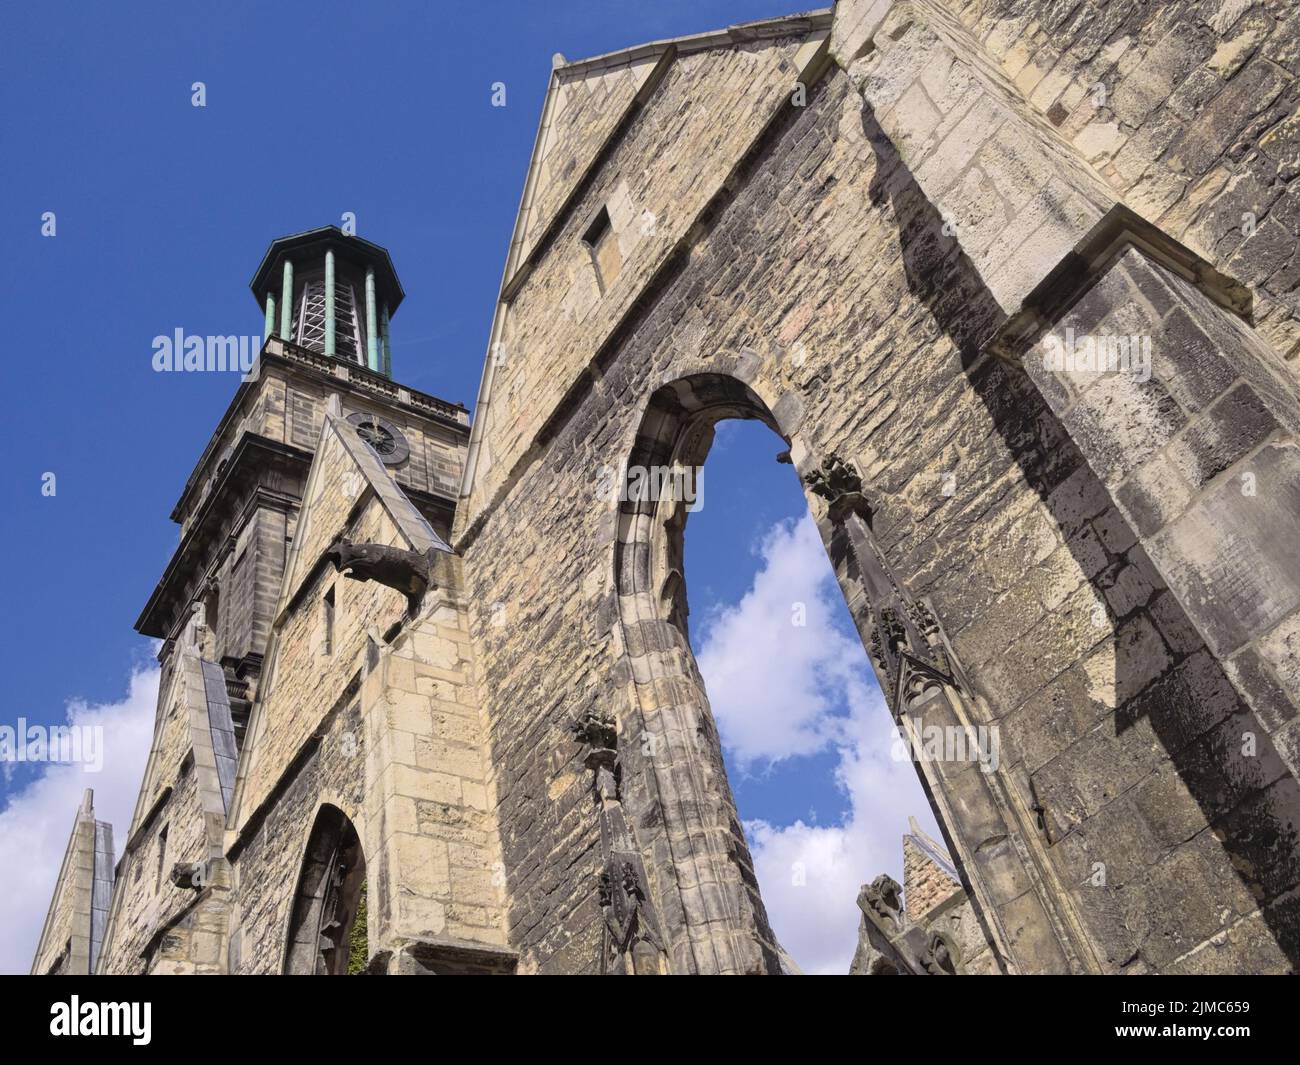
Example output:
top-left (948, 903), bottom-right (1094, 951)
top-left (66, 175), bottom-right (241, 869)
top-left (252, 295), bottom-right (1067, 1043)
top-left (690, 421), bottom-right (941, 971)
top-left (0, 0), bottom-right (938, 974)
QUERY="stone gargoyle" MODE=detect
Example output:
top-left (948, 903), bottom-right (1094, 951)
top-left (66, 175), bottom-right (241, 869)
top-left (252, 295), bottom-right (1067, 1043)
top-left (324, 537), bottom-right (437, 617)
top-left (170, 861), bottom-right (205, 890)
top-left (859, 873), bottom-right (907, 934)
top-left (804, 454), bottom-right (871, 523)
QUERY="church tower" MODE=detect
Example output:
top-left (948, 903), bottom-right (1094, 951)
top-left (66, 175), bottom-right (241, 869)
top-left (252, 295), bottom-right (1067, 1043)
top-left (134, 227), bottom-right (469, 735)
top-left (87, 228), bottom-right (512, 974)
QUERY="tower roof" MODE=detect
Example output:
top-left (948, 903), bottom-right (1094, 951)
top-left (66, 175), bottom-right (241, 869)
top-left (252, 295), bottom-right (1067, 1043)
top-left (248, 226), bottom-right (405, 313)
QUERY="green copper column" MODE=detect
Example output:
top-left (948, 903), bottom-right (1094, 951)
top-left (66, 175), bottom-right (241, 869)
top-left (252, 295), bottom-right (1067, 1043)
top-left (365, 266), bottom-right (379, 372)
top-left (380, 302), bottom-right (392, 377)
top-left (279, 259), bottom-right (294, 340)
top-left (324, 249), bottom-right (336, 357)
top-left (264, 292), bottom-right (276, 343)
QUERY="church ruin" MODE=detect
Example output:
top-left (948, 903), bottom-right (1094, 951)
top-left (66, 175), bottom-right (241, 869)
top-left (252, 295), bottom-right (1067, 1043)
top-left (32, 0), bottom-right (1300, 974)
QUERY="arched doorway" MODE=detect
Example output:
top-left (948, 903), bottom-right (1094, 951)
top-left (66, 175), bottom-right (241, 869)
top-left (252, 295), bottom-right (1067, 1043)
top-left (283, 804), bottom-right (367, 975)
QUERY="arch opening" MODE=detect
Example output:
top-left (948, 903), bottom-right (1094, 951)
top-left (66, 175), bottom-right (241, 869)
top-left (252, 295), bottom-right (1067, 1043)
top-left (283, 804), bottom-right (367, 975)
top-left (609, 373), bottom-right (970, 974)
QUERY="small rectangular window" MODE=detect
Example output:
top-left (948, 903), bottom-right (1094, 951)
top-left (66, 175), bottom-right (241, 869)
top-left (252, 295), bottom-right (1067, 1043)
top-left (582, 206), bottom-right (621, 292)
top-left (155, 825), bottom-right (169, 893)
top-left (582, 206), bottom-right (611, 246)
top-left (323, 585), bottom-right (335, 656)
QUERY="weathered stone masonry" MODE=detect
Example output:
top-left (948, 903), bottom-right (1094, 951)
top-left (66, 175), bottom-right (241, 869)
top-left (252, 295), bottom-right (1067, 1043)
top-left (454, 0), bottom-right (1300, 974)
top-left (31, 790), bottom-right (113, 975)
top-left (34, 0), bottom-right (1300, 976)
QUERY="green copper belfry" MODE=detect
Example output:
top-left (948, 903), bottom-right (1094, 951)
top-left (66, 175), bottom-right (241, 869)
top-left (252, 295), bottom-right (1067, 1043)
top-left (365, 266), bottom-right (379, 372)
top-left (380, 303), bottom-right (392, 377)
top-left (324, 249), bottom-right (336, 357)
top-left (248, 226), bottom-right (406, 377)
top-left (279, 260), bottom-right (294, 340)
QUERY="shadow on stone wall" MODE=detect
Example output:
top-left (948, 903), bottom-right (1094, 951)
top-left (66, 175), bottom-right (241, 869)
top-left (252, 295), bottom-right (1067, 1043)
top-left (861, 103), bottom-right (1300, 972)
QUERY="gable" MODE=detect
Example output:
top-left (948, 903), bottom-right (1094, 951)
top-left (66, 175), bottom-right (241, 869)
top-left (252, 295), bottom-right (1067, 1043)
top-left (278, 414), bottom-right (449, 615)
top-left (512, 52), bottom-right (667, 274)
top-left (458, 14), bottom-right (833, 536)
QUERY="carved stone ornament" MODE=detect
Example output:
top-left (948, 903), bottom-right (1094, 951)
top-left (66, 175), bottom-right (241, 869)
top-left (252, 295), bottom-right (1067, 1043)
top-left (325, 537), bottom-right (437, 616)
top-left (861, 874), bottom-right (907, 934)
top-left (922, 930), bottom-right (959, 976)
top-left (880, 607), bottom-right (908, 659)
top-left (170, 862), bottom-right (202, 890)
top-left (804, 455), bottom-right (871, 522)
top-left (908, 598), bottom-right (939, 638)
top-left (569, 707), bottom-right (667, 974)
top-left (598, 859), bottom-right (659, 970)
top-left (570, 708), bottom-right (619, 800)
top-left (570, 707), bottom-right (618, 752)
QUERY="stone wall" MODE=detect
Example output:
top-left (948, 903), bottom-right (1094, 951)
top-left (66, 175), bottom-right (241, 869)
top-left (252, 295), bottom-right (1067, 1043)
top-left (456, 2), bottom-right (1300, 973)
top-left (460, 22), bottom-right (832, 528)
top-left (458, 57), bottom-right (1033, 973)
top-left (903, 835), bottom-right (961, 921)
top-left (226, 698), bottom-right (367, 972)
top-left (232, 431), bottom-right (410, 820)
top-left (224, 419), bottom-right (509, 973)
top-left (952, 0), bottom-right (1300, 365)
top-left (217, 506), bottom-right (288, 670)
top-left (97, 652), bottom-right (231, 975)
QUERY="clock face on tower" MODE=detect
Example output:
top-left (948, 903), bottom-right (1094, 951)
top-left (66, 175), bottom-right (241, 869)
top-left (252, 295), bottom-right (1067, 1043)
top-left (345, 411), bottom-right (410, 465)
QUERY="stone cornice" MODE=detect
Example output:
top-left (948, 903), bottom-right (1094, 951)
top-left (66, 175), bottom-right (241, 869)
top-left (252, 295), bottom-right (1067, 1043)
top-left (556, 9), bottom-right (832, 78)
top-left (137, 434), bottom-right (312, 639)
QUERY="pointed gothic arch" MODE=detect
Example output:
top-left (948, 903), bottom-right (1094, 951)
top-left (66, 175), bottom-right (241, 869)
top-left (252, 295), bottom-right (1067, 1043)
top-left (602, 371), bottom-right (1095, 975)
top-left (603, 371), bottom-right (992, 974)
top-left (609, 373), bottom-right (786, 975)
top-left (283, 804), bottom-right (367, 975)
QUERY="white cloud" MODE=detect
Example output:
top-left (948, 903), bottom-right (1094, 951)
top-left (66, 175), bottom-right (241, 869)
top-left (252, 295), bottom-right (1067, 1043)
top-left (696, 515), bottom-right (872, 766)
top-left (695, 513), bottom-right (942, 974)
top-left (0, 663), bottom-right (159, 974)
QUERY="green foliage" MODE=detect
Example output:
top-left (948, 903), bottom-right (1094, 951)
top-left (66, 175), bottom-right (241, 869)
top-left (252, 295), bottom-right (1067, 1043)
top-left (347, 881), bottom-right (368, 975)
